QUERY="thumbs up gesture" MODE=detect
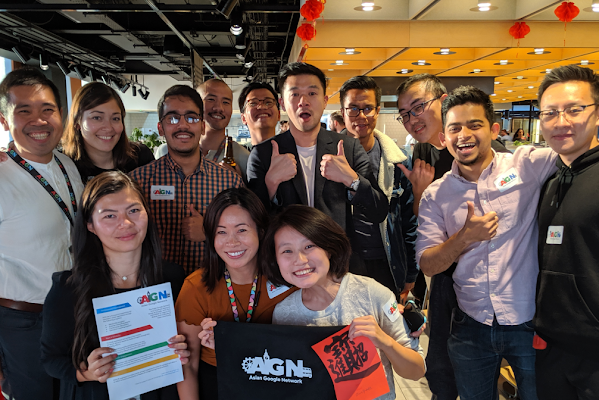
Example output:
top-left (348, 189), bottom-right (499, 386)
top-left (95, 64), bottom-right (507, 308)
top-left (182, 204), bottom-right (205, 242)
top-left (459, 201), bottom-right (499, 244)
top-left (265, 140), bottom-right (298, 188)
top-left (320, 140), bottom-right (359, 187)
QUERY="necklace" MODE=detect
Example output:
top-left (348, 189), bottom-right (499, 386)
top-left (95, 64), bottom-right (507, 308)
top-left (112, 270), bottom-right (137, 281)
top-left (224, 269), bottom-right (258, 323)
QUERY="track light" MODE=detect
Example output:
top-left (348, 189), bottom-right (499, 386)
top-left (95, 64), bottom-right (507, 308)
top-left (244, 53), bottom-right (255, 69)
top-left (230, 11), bottom-right (243, 35)
top-left (12, 46), bottom-right (28, 64)
top-left (216, 0), bottom-right (239, 19)
top-left (101, 75), bottom-right (109, 85)
top-left (72, 65), bottom-right (84, 80)
top-left (132, 85), bottom-right (137, 97)
top-left (88, 70), bottom-right (98, 82)
top-left (140, 89), bottom-right (150, 100)
top-left (120, 82), bottom-right (130, 93)
top-left (56, 61), bottom-right (70, 76)
top-left (246, 65), bottom-right (256, 82)
top-left (235, 33), bottom-right (246, 49)
top-left (39, 53), bottom-right (49, 70)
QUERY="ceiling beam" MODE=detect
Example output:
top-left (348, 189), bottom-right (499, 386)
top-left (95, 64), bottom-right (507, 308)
top-left (0, 4), bottom-right (298, 13)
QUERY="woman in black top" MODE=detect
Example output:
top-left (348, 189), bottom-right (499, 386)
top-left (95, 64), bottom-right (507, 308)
top-left (41, 171), bottom-right (188, 400)
top-left (62, 82), bottom-right (155, 184)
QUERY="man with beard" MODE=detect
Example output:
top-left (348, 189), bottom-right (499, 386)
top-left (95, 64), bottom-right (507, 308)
top-left (247, 62), bottom-right (388, 271)
top-left (129, 85), bottom-right (243, 275)
top-left (416, 86), bottom-right (556, 400)
top-left (238, 81), bottom-right (280, 151)
top-left (0, 67), bottom-right (84, 399)
top-left (198, 79), bottom-right (250, 182)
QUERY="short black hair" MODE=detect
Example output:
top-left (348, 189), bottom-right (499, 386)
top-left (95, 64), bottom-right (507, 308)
top-left (238, 81), bottom-right (280, 112)
top-left (0, 67), bottom-right (61, 115)
top-left (538, 65), bottom-right (599, 106)
top-left (396, 73), bottom-right (447, 110)
top-left (339, 75), bottom-right (382, 108)
top-left (261, 205), bottom-right (350, 287)
top-left (278, 62), bottom-right (327, 95)
top-left (157, 85), bottom-right (203, 120)
top-left (441, 85), bottom-right (495, 127)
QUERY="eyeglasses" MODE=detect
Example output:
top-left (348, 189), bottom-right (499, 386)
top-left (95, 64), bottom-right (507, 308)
top-left (343, 106), bottom-right (378, 118)
top-left (397, 96), bottom-right (441, 125)
top-left (160, 113), bottom-right (202, 125)
top-left (244, 98), bottom-right (277, 112)
top-left (538, 104), bottom-right (597, 123)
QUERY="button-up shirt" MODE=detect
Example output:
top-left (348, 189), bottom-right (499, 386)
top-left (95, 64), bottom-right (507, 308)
top-left (130, 153), bottom-right (243, 275)
top-left (416, 147), bottom-right (557, 326)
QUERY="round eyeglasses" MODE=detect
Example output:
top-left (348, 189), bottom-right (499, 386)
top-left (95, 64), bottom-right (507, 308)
top-left (244, 98), bottom-right (277, 112)
top-left (160, 113), bottom-right (202, 125)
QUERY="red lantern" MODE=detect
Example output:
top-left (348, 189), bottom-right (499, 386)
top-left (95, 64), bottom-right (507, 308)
top-left (297, 23), bottom-right (316, 41)
top-left (300, 0), bottom-right (325, 22)
top-left (554, 1), bottom-right (579, 25)
top-left (509, 22), bottom-right (530, 40)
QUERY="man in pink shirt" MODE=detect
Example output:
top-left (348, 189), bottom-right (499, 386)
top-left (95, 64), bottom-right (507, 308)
top-left (416, 86), bottom-right (556, 400)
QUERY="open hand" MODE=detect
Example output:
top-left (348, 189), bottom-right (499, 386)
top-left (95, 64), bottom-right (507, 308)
top-left (397, 159), bottom-right (434, 196)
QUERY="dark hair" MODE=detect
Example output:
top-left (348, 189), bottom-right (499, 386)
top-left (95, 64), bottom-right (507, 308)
top-left (261, 205), bottom-right (350, 287)
top-left (0, 67), bottom-right (61, 115)
top-left (238, 81), bottom-right (280, 112)
top-left (201, 187), bottom-right (269, 293)
top-left (278, 62), bottom-right (327, 95)
top-left (538, 65), bottom-right (599, 105)
top-left (329, 111), bottom-right (344, 125)
top-left (441, 85), bottom-right (495, 127)
top-left (339, 75), bottom-right (382, 108)
top-left (396, 73), bottom-right (447, 109)
top-left (63, 82), bottom-right (134, 171)
top-left (157, 85), bottom-right (204, 120)
top-left (69, 171), bottom-right (162, 369)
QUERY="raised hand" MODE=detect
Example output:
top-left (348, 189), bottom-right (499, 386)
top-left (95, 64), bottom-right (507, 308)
top-left (265, 141), bottom-right (297, 199)
top-left (320, 140), bottom-right (358, 187)
top-left (182, 204), bottom-right (205, 242)
top-left (349, 315), bottom-right (393, 349)
top-left (198, 318), bottom-right (217, 350)
top-left (460, 201), bottom-right (498, 244)
top-left (397, 159), bottom-right (434, 196)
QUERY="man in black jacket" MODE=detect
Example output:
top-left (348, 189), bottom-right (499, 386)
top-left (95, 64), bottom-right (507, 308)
top-left (534, 65), bottom-right (599, 399)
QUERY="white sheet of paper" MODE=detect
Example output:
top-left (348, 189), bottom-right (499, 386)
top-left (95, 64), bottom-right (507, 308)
top-left (92, 282), bottom-right (183, 400)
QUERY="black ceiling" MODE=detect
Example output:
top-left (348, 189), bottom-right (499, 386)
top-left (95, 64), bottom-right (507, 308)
top-left (0, 0), bottom-right (300, 87)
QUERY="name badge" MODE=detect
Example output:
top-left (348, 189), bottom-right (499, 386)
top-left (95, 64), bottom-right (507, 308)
top-left (494, 167), bottom-right (522, 192)
top-left (546, 225), bottom-right (564, 245)
top-left (383, 298), bottom-right (400, 322)
top-left (150, 185), bottom-right (175, 200)
top-left (266, 280), bottom-right (290, 299)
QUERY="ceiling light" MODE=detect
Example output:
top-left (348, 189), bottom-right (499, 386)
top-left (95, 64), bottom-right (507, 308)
top-left (412, 60), bottom-right (431, 66)
top-left (528, 86), bottom-right (534, 89)
top-left (516, 76), bottom-right (524, 79)
top-left (494, 81), bottom-right (501, 84)
top-left (140, 89), bottom-right (150, 100)
top-left (581, 60), bottom-right (589, 65)
top-left (518, 96), bottom-right (523, 98)
top-left (56, 60), bottom-right (70, 76)
top-left (535, 48), bottom-right (544, 54)
top-left (120, 82), bottom-right (130, 93)
top-left (441, 48), bottom-right (450, 54)
top-left (246, 65), bottom-right (256, 82)
top-left (230, 25), bottom-right (243, 35)
top-left (546, 68), bottom-right (552, 73)
top-left (235, 34), bottom-right (246, 50)
top-left (39, 53), bottom-right (49, 70)
top-left (362, 1), bottom-right (375, 5)
top-left (592, 0), bottom-right (599, 12)
top-left (363, 6), bottom-right (374, 11)
top-left (336, 60), bottom-right (344, 65)
top-left (473, 69), bottom-right (482, 73)
top-left (216, 0), bottom-right (239, 19)
top-left (244, 53), bottom-right (255, 68)
top-left (339, 48), bottom-right (361, 55)
top-left (500, 60), bottom-right (508, 65)
top-left (132, 85), bottom-right (137, 97)
top-left (507, 89), bottom-right (513, 93)
top-left (502, 98), bottom-right (507, 101)
top-left (236, 53), bottom-right (245, 60)
top-left (328, 69), bottom-right (334, 71)
top-left (354, 3), bottom-right (381, 11)
top-left (490, 94), bottom-right (496, 96)
top-left (229, 11), bottom-right (243, 35)
top-left (470, 1), bottom-right (497, 12)
top-left (397, 69), bottom-right (413, 74)
top-left (345, 48), bottom-right (355, 54)
top-left (11, 46), bottom-right (28, 64)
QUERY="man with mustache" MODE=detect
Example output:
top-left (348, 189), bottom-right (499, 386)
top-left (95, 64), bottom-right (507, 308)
top-left (198, 79), bottom-right (250, 182)
top-left (0, 67), bottom-right (84, 400)
top-left (238, 81), bottom-right (280, 151)
top-left (416, 86), bottom-right (556, 400)
top-left (247, 62), bottom-right (388, 272)
top-left (129, 85), bottom-right (243, 275)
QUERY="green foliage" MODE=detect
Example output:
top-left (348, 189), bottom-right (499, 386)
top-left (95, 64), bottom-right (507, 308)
top-left (128, 128), bottom-right (162, 151)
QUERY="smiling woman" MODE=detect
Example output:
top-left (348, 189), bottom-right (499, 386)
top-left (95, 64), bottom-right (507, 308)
top-left (62, 82), bottom-right (155, 184)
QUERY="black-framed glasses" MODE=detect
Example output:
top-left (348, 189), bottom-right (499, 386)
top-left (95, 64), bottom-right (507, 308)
top-left (343, 106), bottom-right (378, 118)
top-left (160, 113), bottom-right (202, 125)
top-left (397, 96), bottom-right (441, 124)
top-left (538, 104), bottom-right (597, 123)
top-left (244, 98), bottom-right (277, 112)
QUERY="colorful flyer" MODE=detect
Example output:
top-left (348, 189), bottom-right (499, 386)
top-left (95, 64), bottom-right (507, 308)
top-left (92, 282), bottom-right (183, 400)
top-left (311, 326), bottom-right (390, 400)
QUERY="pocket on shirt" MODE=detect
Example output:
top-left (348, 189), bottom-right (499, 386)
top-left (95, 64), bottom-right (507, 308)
top-left (494, 184), bottom-right (528, 230)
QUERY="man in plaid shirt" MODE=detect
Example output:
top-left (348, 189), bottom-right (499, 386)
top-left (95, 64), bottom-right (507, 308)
top-left (130, 85), bottom-right (243, 274)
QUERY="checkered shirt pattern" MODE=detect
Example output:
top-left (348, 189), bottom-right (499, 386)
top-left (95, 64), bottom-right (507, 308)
top-left (129, 153), bottom-right (243, 275)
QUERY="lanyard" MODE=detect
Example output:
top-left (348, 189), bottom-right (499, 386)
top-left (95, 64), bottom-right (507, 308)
top-left (224, 269), bottom-right (258, 323)
top-left (7, 149), bottom-right (78, 226)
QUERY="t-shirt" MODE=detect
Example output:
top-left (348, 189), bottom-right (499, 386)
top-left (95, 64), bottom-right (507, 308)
top-left (175, 270), bottom-right (298, 366)
top-left (296, 144), bottom-right (317, 207)
top-left (273, 273), bottom-right (424, 400)
top-left (75, 142), bottom-right (155, 184)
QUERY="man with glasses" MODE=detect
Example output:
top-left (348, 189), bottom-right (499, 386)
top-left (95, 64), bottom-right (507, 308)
top-left (198, 79), bottom-right (250, 182)
top-left (339, 76), bottom-right (418, 302)
top-left (238, 82), bottom-right (280, 151)
top-left (534, 65), bottom-right (599, 399)
top-left (130, 85), bottom-right (243, 275)
top-left (417, 85), bottom-right (556, 400)
top-left (396, 74), bottom-right (509, 400)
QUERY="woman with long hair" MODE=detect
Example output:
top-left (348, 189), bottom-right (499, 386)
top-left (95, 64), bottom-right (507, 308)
top-left (41, 171), bottom-right (188, 400)
top-left (62, 82), bottom-right (155, 183)
top-left (262, 205), bottom-right (426, 399)
top-left (175, 187), bottom-right (296, 400)
top-left (513, 128), bottom-right (525, 141)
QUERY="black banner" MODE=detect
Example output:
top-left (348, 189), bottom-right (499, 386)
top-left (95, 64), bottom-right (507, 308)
top-left (215, 322), bottom-right (340, 399)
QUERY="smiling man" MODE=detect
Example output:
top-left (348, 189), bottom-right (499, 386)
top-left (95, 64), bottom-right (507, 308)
top-left (238, 82), bottom-right (280, 151)
top-left (533, 65), bottom-right (599, 399)
top-left (129, 85), bottom-right (243, 275)
top-left (0, 67), bottom-right (84, 400)
top-left (198, 79), bottom-right (250, 182)
top-left (415, 86), bottom-right (557, 400)
top-left (247, 63), bottom-right (387, 271)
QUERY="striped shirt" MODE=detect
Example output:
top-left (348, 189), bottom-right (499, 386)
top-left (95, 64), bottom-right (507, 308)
top-left (130, 153), bottom-right (243, 275)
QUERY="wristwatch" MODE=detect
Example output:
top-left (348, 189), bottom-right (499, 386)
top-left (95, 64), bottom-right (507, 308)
top-left (349, 177), bottom-right (360, 192)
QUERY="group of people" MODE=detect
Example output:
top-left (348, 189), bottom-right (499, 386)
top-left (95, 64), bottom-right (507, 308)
top-left (0, 59), bottom-right (596, 400)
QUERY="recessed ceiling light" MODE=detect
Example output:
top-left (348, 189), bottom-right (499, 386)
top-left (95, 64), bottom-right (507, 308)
top-left (354, 2), bottom-right (382, 11)
top-left (528, 86), bottom-right (534, 89)
top-left (516, 76), bottom-right (524, 79)
top-left (576, 60), bottom-right (595, 66)
top-left (328, 69), bottom-right (334, 71)
top-left (507, 89), bottom-right (514, 92)
top-left (397, 69), bottom-right (414, 74)
top-left (331, 60), bottom-right (348, 66)
top-left (470, 1), bottom-right (498, 12)
top-left (502, 98), bottom-right (507, 101)
top-left (339, 48), bottom-right (361, 55)
top-left (494, 81), bottom-right (501, 84)
top-left (490, 94), bottom-right (496, 96)
top-left (362, 1), bottom-right (375, 5)
top-left (518, 96), bottom-right (523, 98)
top-left (470, 69), bottom-right (483, 74)
top-left (434, 48), bottom-right (456, 55)
top-left (412, 60), bottom-right (431, 66)
top-left (544, 68), bottom-right (552, 73)
top-left (528, 48), bottom-right (551, 55)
